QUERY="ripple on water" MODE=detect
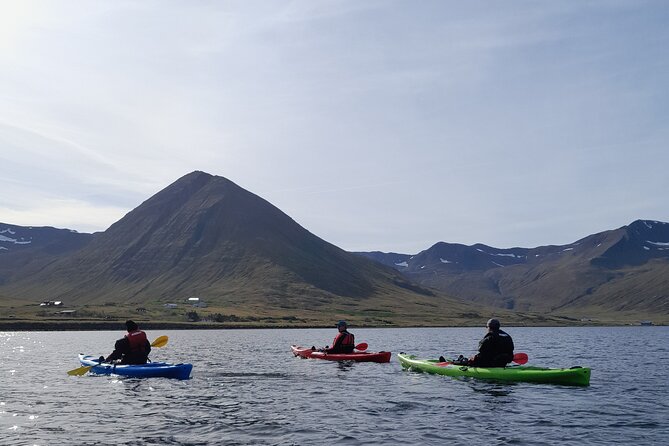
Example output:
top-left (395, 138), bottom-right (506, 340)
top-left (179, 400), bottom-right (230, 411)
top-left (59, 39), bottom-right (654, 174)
top-left (1, 327), bottom-right (668, 445)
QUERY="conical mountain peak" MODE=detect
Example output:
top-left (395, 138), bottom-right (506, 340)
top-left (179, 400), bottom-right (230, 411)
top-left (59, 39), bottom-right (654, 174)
top-left (1, 171), bottom-right (438, 311)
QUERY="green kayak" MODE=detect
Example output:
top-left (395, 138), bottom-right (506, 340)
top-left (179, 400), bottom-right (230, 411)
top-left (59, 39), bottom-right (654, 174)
top-left (398, 353), bottom-right (590, 387)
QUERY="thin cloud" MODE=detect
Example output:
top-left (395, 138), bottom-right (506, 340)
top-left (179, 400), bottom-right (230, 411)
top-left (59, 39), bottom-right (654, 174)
top-left (0, 1), bottom-right (667, 251)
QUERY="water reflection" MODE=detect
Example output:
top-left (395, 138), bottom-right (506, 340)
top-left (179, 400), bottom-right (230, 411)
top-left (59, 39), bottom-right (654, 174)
top-left (336, 361), bottom-right (355, 372)
top-left (469, 381), bottom-right (516, 398)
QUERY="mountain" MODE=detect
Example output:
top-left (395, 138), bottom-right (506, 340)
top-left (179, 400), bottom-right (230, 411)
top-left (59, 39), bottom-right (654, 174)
top-left (357, 220), bottom-right (669, 319)
top-left (0, 171), bottom-right (487, 327)
top-left (0, 224), bottom-right (93, 286)
top-left (4, 171), bottom-right (663, 326)
top-left (0, 224), bottom-right (92, 255)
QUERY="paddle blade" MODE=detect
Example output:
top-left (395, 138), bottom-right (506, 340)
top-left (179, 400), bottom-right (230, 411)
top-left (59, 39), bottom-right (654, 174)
top-left (513, 352), bottom-right (528, 365)
top-left (67, 365), bottom-right (93, 376)
top-left (151, 335), bottom-right (169, 348)
top-left (355, 343), bottom-right (368, 351)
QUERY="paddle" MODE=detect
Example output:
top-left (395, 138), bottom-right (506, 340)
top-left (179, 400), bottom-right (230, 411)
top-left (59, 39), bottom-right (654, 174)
top-left (437, 352), bottom-right (529, 366)
top-left (316, 342), bottom-right (369, 354)
top-left (512, 352), bottom-right (528, 365)
top-left (67, 336), bottom-right (169, 376)
top-left (151, 335), bottom-right (169, 348)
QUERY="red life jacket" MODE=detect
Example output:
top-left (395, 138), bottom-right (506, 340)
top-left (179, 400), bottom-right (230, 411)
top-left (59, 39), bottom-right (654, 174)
top-left (331, 331), bottom-right (355, 351)
top-left (125, 329), bottom-right (148, 353)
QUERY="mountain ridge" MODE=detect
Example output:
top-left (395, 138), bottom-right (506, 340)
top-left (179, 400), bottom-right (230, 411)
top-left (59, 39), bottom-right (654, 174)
top-left (356, 220), bottom-right (669, 318)
top-left (1, 171), bottom-right (666, 325)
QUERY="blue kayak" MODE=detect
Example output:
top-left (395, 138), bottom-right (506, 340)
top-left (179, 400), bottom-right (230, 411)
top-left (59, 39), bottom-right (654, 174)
top-left (78, 354), bottom-right (192, 380)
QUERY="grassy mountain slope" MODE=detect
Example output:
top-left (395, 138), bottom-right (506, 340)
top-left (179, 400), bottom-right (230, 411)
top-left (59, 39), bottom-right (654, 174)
top-left (358, 221), bottom-right (669, 322)
top-left (0, 172), bottom-right (494, 327)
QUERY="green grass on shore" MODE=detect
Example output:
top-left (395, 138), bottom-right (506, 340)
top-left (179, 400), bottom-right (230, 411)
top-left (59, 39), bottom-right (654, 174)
top-left (1, 298), bottom-right (664, 331)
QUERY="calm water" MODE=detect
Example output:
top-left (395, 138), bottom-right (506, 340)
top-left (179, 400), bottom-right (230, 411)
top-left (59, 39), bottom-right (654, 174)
top-left (1, 326), bottom-right (668, 445)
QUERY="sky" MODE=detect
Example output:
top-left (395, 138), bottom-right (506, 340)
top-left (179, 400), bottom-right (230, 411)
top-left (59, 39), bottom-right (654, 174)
top-left (1, 0), bottom-right (668, 253)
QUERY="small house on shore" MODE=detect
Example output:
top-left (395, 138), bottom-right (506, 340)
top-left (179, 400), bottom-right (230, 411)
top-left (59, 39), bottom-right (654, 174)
top-left (187, 297), bottom-right (207, 308)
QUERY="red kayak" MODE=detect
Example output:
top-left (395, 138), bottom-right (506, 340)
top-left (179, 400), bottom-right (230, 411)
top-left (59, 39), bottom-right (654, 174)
top-left (291, 345), bottom-right (391, 363)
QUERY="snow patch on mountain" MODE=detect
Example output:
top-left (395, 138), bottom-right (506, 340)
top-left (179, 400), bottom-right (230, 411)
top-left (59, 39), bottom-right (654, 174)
top-left (642, 220), bottom-right (668, 229)
top-left (492, 253), bottom-right (524, 258)
top-left (475, 248), bottom-right (524, 258)
top-left (0, 233), bottom-right (32, 245)
top-left (646, 241), bottom-right (669, 247)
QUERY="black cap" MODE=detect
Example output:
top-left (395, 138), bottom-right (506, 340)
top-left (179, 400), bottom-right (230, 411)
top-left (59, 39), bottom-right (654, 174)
top-left (486, 318), bottom-right (501, 330)
top-left (125, 320), bottom-right (138, 331)
top-left (336, 320), bottom-right (347, 327)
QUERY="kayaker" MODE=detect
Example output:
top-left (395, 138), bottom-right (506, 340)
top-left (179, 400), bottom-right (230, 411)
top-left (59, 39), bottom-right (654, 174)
top-left (470, 318), bottom-right (514, 367)
top-left (445, 318), bottom-right (514, 367)
top-left (102, 320), bottom-right (152, 364)
top-left (324, 320), bottom-right (355, 354)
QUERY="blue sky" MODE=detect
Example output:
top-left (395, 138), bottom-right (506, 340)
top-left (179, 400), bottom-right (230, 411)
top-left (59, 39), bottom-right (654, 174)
top-left (1, 1), bottom-right (668, 253)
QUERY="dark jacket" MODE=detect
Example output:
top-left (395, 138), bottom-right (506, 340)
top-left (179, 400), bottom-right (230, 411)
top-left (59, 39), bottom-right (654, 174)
top-left (325, 330), bottom-right (355, 354)
top-left (105, 330), bottom-right (151, 364)
top-left (471, 329), bottom-right (514, 367)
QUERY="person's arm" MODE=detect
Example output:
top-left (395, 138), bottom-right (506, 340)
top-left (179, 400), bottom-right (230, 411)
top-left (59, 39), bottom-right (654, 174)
top-left (478, 335), bottom-right (494, 356)
top-left (105, 338), bottom-right (129, 362)
top-left (470, 335), bottom-right (492, 363)
top-left (325, 333), bottom-right (344, 353)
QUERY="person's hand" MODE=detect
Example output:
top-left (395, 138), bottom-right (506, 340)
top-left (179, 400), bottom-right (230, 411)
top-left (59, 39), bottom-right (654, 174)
top-left (98, 356), bottom-right (105, 363)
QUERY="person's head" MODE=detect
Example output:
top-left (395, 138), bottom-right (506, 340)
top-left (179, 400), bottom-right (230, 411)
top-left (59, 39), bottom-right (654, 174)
top-left (125, 320), bottom-right (138, 332)
top-left (336, 320), bottom-right (348, 332)
top-left (486, 318), bottom-right (501, 332)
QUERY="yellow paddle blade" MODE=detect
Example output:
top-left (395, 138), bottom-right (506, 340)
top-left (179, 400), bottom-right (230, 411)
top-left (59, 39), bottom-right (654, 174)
top-left (67, 365), bottom-right (93, 376)
top-left (151, 335), bottom-right (169, 348)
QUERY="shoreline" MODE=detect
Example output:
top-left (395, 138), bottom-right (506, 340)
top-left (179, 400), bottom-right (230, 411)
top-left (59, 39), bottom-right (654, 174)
top-left (0, 319), bottom-right (661, 331)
